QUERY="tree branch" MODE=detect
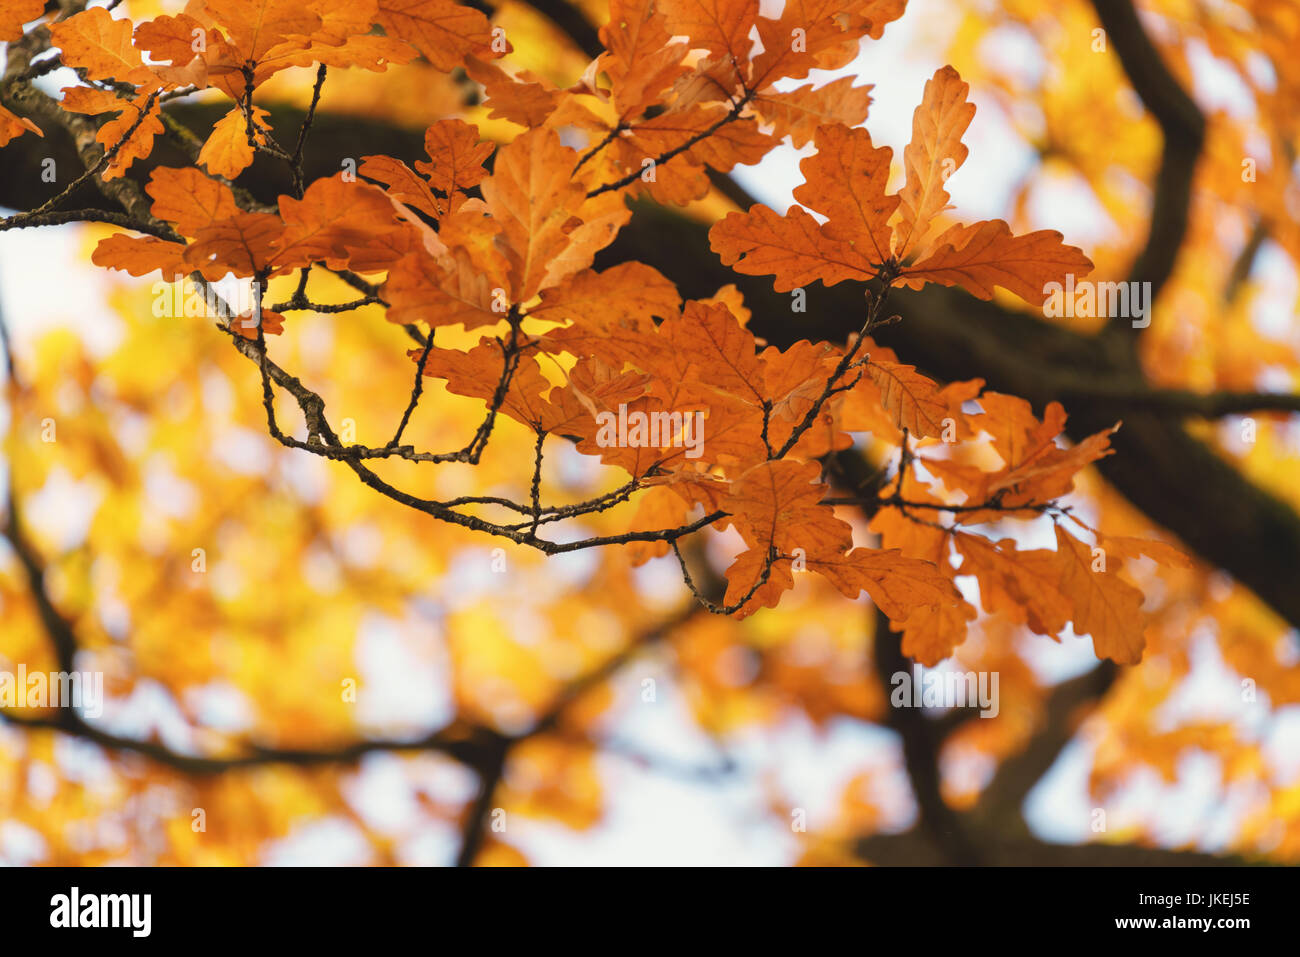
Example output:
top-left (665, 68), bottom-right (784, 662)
top-left (873, 607), bottom-right (982, 865)
top-left (971, 661), bottom-right (1118, 831)
top-left (1089, 0), bottom-right (1206, 346)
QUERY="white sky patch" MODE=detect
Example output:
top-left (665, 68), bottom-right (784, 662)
top-left (355, 612), bottom-right (456, 734)
top-left (511, 752), bottom-right (792, 865)
top-left (1249, 241), bottom-right (1300, 341)
top-left (1185, 38), bottom-right (1257, 118)
top-left (0, 225), bottom-right (123, 358)
top-left (24, 466), bottom-right (103, 550)
top-left (261, 816), bottom-right (374, 865)
top-left (143, 454), bottom-right (200, 519)
top-left (184, 681), bottom-right (257, 734)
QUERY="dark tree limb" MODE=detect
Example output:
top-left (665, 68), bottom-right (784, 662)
top-left (873, 608), bottom-right (982, 865)
top-left (971, 661), bottom-right (1118, 832)
top-left (1089, 0), bottom-right (1206, 351)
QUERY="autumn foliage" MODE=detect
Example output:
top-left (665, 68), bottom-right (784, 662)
top-left (5, 0), bottom-right (1181, 665)
top-left (1, 0), bottom-right (1296, 866)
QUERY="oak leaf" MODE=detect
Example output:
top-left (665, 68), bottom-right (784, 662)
top-left (198, 106), bottom-right (271, 181)
top-left (893, 65), bottom-right (974, 258)
top-left (898, 219), bottom-right (1095, 303)
top-left (415, 119), bottom-right (494, 197)
top-left (0, 104), bottom-right (41, 147)
top-left (791, 123), bottom-right (896, 265)
top-left (753, 77), bottom-right (874, 149)
top-left (0, 0), bottom-right (43, 42)
top-left (91, 234), bottom-right (190, 280)
top-left (375, 0), bottom-right (503, 72)
top-left (1052, 524), bottom-right (1147, 664)
top-left (479, 127), bottom-right (588, 301)
top-left (711, 203), bottom-right (876, 291)
top-left (658, 0), bottom-right (757, 64)
top-left (147, 167), bottom-right (239, 236)
top-left (861, 359), bottom-right (951, 439)
top-left (49, 7), bottom-right (157, 86)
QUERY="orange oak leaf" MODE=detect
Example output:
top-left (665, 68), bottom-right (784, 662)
top-left (358, 155), bottom-right (443, 221)
top-left (573, 391), bottom-right (718, 478)
top-left (722, 545), bottom-right (797, 614)
top-left (974, 392), bottom-right (1068, 471)
top-left (231, 308), bottom-right (285, 339)
top-left (414, 340), bottom-right (551, 429)
top-left (711, 65), bottom-right (1094, 310)
top-left (894, 598), bottom-right (977, 667)
top-left (133, 14), bottom-right (218, 66)
top-left (531, 187), bottom-right (631, 286)
top-left (984, 422), bottom-right (1117, 503)
top-left (538, 360), bottom-right (650, 438)
top-left (725, 459), bottom-right (827, 547)
top-left (710, 203), bottom-right (877, 291)
top-left (918, 398), bottom-right (1117, 523)
top-left (199, 106), bottom-right (271, 180)
top-left (898, 219), bottom-right (1095, 304)
top-left (1, 0), bottom-right (44, 42)
top-left (434, 200), bottom-right (512, 285)
top-left (955, 533), bottom-right (1072, 638)
top-left (183, 211), bottom-right (284, 278)
top-left (893, 65), bottom-right (974, 259)
top-left (660, 301), bottom-right (764, 406)
top-left (415, 119), bottom-right (494, 197)
top-left (1052, 524), bottom-right (1147, 664)
top-left (620, 105), bottom-right (775, 176)
top-left (1096, 534), bottom-right (1193, 570)
top-left (0, 104), bottom-right (41, 147)
top-left (598, 0), bottom-right (690, 119)
top-left (375, 0), bottom-right (503, 72)
top-left (760, 339), bottom-right (838, 425)
top-left (202, 0), bottom-right (321, 64)
top-left (383, 249), bottom-right (502, 330)
top-left (807, 547), bottom-right (962, 622)
top-left (91, 234), bottom-right (190, 280)
top-left (147, 167), bottom-right (239, 236)
top-left (294, 30), bottom-right (417, 73)
top-left (528, 262), bottom-right (681, 331)
top-left (699, 283), bottom-right (751, 326)
top-left (753, 78), bottom-right (874, 149)
top-left (861, 359), bottom-right (951, 439)
top-left (479, 127), bottom-right (587, 301)
top-left (750, 0), bottom-right (905, 85)
top-left (273, 176), bottom-right (405, 271)
top-left (134, 13), bottom-right (236, 90)
top-left (658, 0), bottom-right (756, 64)
top-left (49, 7), bottom-right (158, 86)
top-left (463, 56), bottom-right (560, 128)
top-left (624, 484), bottom-right (692, 565)
top-left (60, 86), bottom-right (163, 179)
top-left (671, 54), bottom-right (747, 110)
top-left (869, 495), bottom-right (951, 564)
top-left (791, 123), bottom-right (897, 267)
top-left (726, 467), bottom-right (853, 606)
